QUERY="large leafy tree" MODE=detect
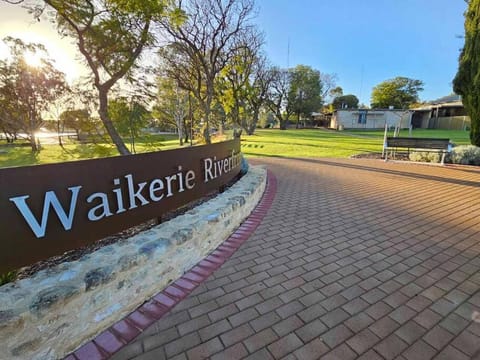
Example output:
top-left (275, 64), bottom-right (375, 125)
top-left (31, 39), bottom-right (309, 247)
top-left (0, 37), bottom-right (67, 151)
top-left (158, 0), bottom-right (256, 143)
top-left (108, 98), bottom-right (149, 153)
top-left (218, 29), bottom-right (270, 135)
top-left (288, 65), bottom-right (322, 128)
top-left (453, 0), bottom-right (480, 146)
top-left (266, 67), bottom-right (291, 130)
top-left (243, 55), bottom-right (275, 134)
top-left (332, 94), bottom-right (359, 109)
top-left (371, 76), bottom-right (424, 109)
top-left (24, 0), bottom-right (176, 155)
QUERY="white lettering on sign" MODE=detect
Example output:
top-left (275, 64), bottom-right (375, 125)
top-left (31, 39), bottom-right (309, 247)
top-left (185, 170), bottom-right (195, 189)
top-left (9, 186), bottom-right (82, 238)
top-left (87, 192), bottom-right (113, 221)
top-left (8, 154), bottom-right (240, 238)
top-left (125, 174), bottom-right (149, 209)
top-left (204, 150), bottom-right (242, 183)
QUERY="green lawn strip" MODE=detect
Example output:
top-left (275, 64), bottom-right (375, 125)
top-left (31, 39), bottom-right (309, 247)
top-left (344, 129), bottom-right (471, 144)
top-left (0, 128), bottom-right (472, 168)
top-left (241, 129), bottom-right (382, 158)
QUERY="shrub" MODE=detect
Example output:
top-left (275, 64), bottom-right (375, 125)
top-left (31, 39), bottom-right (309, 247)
top-left (449, 145), bottom-right (480, 165)
top-left (409, 151), bottom-right (441, 163)
top-left (0, 271), bottom-right (17, 286)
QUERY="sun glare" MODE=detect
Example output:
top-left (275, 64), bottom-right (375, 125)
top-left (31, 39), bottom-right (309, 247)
top-left (24, 50), bottom-right (44, 68)
top-left (0, 41), bottom-right (10, 61)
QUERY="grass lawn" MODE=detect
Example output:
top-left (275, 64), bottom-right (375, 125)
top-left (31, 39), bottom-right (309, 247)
top-left (0, 128), bottom-right (472, 168)
top-left (0, 133), bottom-right (181, 168)
top-left (241, 128), bottom-right (471, 158)
top-left (347, 129), bottom-right (471, 145)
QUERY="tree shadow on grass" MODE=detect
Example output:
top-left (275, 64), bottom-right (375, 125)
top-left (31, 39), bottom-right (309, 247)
top-left (70, 143), bottom-right (118, 160)
top-left (0, 148), bottom-right (39, 168)
top-left (295, 158), bottom-right (480, 188)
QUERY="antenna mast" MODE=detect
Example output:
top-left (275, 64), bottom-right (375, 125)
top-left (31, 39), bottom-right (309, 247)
top-left (287, 37), bottom-right (290, 68)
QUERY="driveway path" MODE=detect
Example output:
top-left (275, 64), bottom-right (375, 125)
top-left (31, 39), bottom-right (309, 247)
top-left (112, 158), bottom-right (480, 360)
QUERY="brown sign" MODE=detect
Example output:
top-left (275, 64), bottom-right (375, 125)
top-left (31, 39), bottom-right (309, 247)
top-left (0, 139), bottom-right (241, 273)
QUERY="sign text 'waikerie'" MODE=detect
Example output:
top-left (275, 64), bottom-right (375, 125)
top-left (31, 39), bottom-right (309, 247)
top-left (0, 139), bottom-right (241, 273)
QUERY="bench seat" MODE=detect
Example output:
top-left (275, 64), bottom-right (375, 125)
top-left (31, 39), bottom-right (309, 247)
top-left (384, 137), bottom-right (450, 163)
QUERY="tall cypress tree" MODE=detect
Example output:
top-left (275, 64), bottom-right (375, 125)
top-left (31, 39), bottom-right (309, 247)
top-left (453, 0), bottom-right (480, 146)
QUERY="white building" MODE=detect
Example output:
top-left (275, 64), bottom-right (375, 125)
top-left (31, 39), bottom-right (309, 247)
top-left (330, 109), bottom-right (412, 130)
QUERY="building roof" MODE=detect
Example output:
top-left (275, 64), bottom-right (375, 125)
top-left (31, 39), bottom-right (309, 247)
top-left (412, 94), bottom-right (464, 111)
top-left (429, 94), bottom-right (461, 105)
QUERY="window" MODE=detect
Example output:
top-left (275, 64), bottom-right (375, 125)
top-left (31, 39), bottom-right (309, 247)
top-left (358, 110), bottom-right (367, 124)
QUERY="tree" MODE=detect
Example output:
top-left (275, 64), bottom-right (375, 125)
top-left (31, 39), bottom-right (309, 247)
top-left (288, 65), bottom-right (323, 128)
top-left (266, 67), bottom-right (291, 130)
top-left (108, 98), bottom-right (149, 153)
top-left (27, 0), bottom-right (176, 155)
top-left (59, 109), bottom-right (92, 140)
top-left (320, 73), bottom-right (338, 101)
top-left (243, 55), bottom-right (275, 134)
top-left (332, 94), bottom-right (359, 109)
top-left (218, 29), bottom-right (270, 135)
top-left (0, 37), bottom-right (67, 151)
top-left (371, 77), bottom-right (424, 109)
top-left (154, 75), bottom-right (189, 145)
top-left (159, 0), bottom-right (256, 143)
top-left (453, 0), bottom-right (480, 146)
top-left (329, 86), bottom-right (343, 99)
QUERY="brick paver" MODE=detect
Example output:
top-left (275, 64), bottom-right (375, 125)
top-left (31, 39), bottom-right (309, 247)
top-left (112, 158), bottom-right (480, 359)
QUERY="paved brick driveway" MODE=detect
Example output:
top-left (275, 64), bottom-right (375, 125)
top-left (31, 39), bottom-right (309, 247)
top-left (112, 158), bottom-right (480, 360)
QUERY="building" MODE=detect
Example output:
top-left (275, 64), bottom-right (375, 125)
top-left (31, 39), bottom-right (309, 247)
top-left (411, 94), bottom-right (471, 130)
top-left (330, 109), bottom-right (412, 130)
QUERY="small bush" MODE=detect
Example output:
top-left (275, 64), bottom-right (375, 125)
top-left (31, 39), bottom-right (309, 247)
top-left (449, 145), bottom-right (480, 165)
top-left (409, 151), bottom-right (441, 163)
top-left (0, 271), bottom-right (17, 286)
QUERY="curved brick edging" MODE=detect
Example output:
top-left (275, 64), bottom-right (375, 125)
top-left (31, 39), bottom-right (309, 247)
top-left (67, 170), bottom-right (277, 360)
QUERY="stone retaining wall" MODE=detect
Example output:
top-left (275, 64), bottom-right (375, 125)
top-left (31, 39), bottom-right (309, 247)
top-left (0, 166), bottom-right (267, 360)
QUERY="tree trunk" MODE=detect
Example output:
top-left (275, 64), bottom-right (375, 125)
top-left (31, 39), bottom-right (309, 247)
top-left (57, 120), bottom-right (64, 149)
top-left (296, 113), bottom-right (300, 129)
top-left (98, 88), bottom-right (131, 155)
top-left (203, 125), bottom-right (211, 144)
top-left (29, 133), bottom-right (38, 152)
top-left (247, 109), bottom-right (260, 135)
top-left (29, 112), bottom-right (38, 152)
top-left (203, 105), bottom-right (211, 144)
top-left (176, 114), bottom-right (184, 146)
top-left (278, 113), bottom-right (287, 130)
top-left (202, 88), bottom-right (213, 144)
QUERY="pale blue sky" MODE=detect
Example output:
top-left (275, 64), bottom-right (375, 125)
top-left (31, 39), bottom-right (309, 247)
top-left (256, 0), bottom-right (467, 105)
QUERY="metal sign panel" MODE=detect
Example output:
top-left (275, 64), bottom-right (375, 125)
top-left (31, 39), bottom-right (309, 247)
top-left (0, 139), bottom-right (241, 273)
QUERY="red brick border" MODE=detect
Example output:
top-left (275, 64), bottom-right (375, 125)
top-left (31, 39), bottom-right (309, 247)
top-left (66, 170), bottom-right (277, 360)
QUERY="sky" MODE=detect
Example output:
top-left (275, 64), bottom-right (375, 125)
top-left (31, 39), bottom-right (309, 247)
top-left (256, 0), bottom-right (468, 105)
top-left (0, 0), bottom-right (468, 106)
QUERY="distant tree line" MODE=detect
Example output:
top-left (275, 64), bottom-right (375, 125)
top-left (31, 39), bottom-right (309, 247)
top-left (0, 0), bottom-right (343, 153)
top-left (5, 0), bottom-right (477, 152)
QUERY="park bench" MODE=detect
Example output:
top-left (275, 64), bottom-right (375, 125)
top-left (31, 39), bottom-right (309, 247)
top-left (384, 137), bottom-right (451, 164)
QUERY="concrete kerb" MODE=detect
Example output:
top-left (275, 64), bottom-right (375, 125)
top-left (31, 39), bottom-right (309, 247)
top-left (0, 165), bottom-right (272, 360)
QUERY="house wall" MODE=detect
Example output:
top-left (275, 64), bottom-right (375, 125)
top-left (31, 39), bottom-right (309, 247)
top-left (331, 110), bottom-right (411, 129)
top-left (411, 103), bottom-right (471, 130)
